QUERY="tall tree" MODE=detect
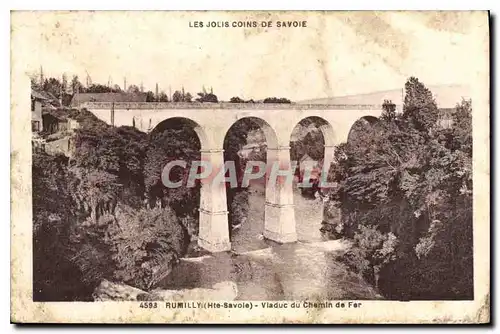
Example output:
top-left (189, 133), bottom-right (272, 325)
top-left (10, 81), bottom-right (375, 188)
top-left (172, 90), bottom-right (182, 102)
top-left (71, 75), bottom-right (83, 95)
top-left (42, 77), bottom-right (63, 99)
top-left (158, 91), bottom-right (169, 102)
top-left (402, 77), bottom-right (439, 132)
top-left (61, 73), bottom-right (69, 94)
top-left (145, 91), bottom-right (156, 102)
top-left (381, 100), bottom-right (396, 122)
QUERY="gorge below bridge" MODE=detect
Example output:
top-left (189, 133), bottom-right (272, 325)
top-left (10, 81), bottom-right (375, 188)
top-left (83, 102), bottom-right (384, 253)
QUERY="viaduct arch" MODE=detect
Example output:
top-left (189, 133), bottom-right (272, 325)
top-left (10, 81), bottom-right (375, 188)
top-left (83, 102), bottom-right (384, 252)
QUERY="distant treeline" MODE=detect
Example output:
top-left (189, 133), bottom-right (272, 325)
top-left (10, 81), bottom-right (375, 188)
top-left (229, 96), bottom-right (291, 104)
top-left (31, 72), bottom-right (292, 105)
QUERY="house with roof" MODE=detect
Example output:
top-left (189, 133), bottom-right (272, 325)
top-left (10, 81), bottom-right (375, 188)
top-left (70, 92), bottom-right (147, 108)
top-left (42, 108), bottom-right (80, 135)
top-left (40, 91), bottom-right (61, 108)
top-left (40, 108), bottom-right (81, 157)
top-left (31, 90), bottom-right (47, 132)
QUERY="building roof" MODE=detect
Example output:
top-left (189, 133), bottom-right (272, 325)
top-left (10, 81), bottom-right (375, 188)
top-left (32, 89), bottom-right (61, 109)
top-left (31, 89), bottom-right (48, 100)
top-left (42, 107), bottom-right (76, 121)
top-left (40, 91), bottom-right (59, 102)
top-left (71, 92), bottom-right (147, 107)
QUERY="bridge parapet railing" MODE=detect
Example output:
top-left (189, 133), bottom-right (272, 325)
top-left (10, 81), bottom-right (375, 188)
top-left (80, 102), bottom-right (385, 111)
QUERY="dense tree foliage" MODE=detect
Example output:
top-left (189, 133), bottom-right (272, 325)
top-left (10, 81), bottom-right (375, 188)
top-left (85, 84), bottom-right (120, 93)
top-left (33, 109), bottom-right (192, 300)
top-left (172, 89), bottom-right (193, 102)
top-left (229, 96), bottom-right (245, 103)
top-left (290, 131), bottom-right (324, 162)
top-left (32, 151), bottom-right (91, 300)
top-left (70, 206), bottom-right (188, 291)
top-left (32, 73), bottom-right (472, 301)
top-left (145, 91), bottom-right (156, 102)
top-left (324, 77), bottom-right (473, 299)
top-left (223, 119), bottom-right (263, 229)
top-left (229, 97), bottom-right (255, 103)
top-left (110, 206), bottom-right (189, 289)
top-left (158, 91), bottom-right (170, 102)
top-left (145, 90), bottom-right (170, 102)
top-left (144, 122), bottom-right (201, 228)
top-left (263, 97), bottom-right (291, 103)
top-left (196, 92), bottom-right (218, 103)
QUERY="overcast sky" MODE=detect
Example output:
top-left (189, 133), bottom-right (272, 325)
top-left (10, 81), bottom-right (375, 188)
top-left (12, 11), bottom-right (488, 101)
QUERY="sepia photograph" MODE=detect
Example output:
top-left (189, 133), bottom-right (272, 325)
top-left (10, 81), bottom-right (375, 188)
top-left (10, 10), bottom-right (490, 324)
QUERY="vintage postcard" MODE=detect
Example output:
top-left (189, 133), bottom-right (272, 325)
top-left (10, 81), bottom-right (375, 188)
top-left (10, 10), bottom-right (490, 324)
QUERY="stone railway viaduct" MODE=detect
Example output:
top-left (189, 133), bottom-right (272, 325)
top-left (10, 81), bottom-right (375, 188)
top-left (83, 102), bottom-right (384, 252)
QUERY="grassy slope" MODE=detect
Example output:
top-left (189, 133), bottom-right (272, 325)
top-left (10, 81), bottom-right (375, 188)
top-left (298, 84), bottom-right (471, 109)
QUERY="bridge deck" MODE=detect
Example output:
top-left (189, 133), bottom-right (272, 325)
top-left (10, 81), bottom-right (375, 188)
top-left (81, 102), bottom-right (387, 110)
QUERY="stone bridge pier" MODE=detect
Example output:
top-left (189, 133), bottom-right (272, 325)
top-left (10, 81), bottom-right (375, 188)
top-left (197, 149), bottom-right (231, 252)
top-left (83, 102), bottom-right (384, 253)
top-left (264, 146), bottom-right (297, 243)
